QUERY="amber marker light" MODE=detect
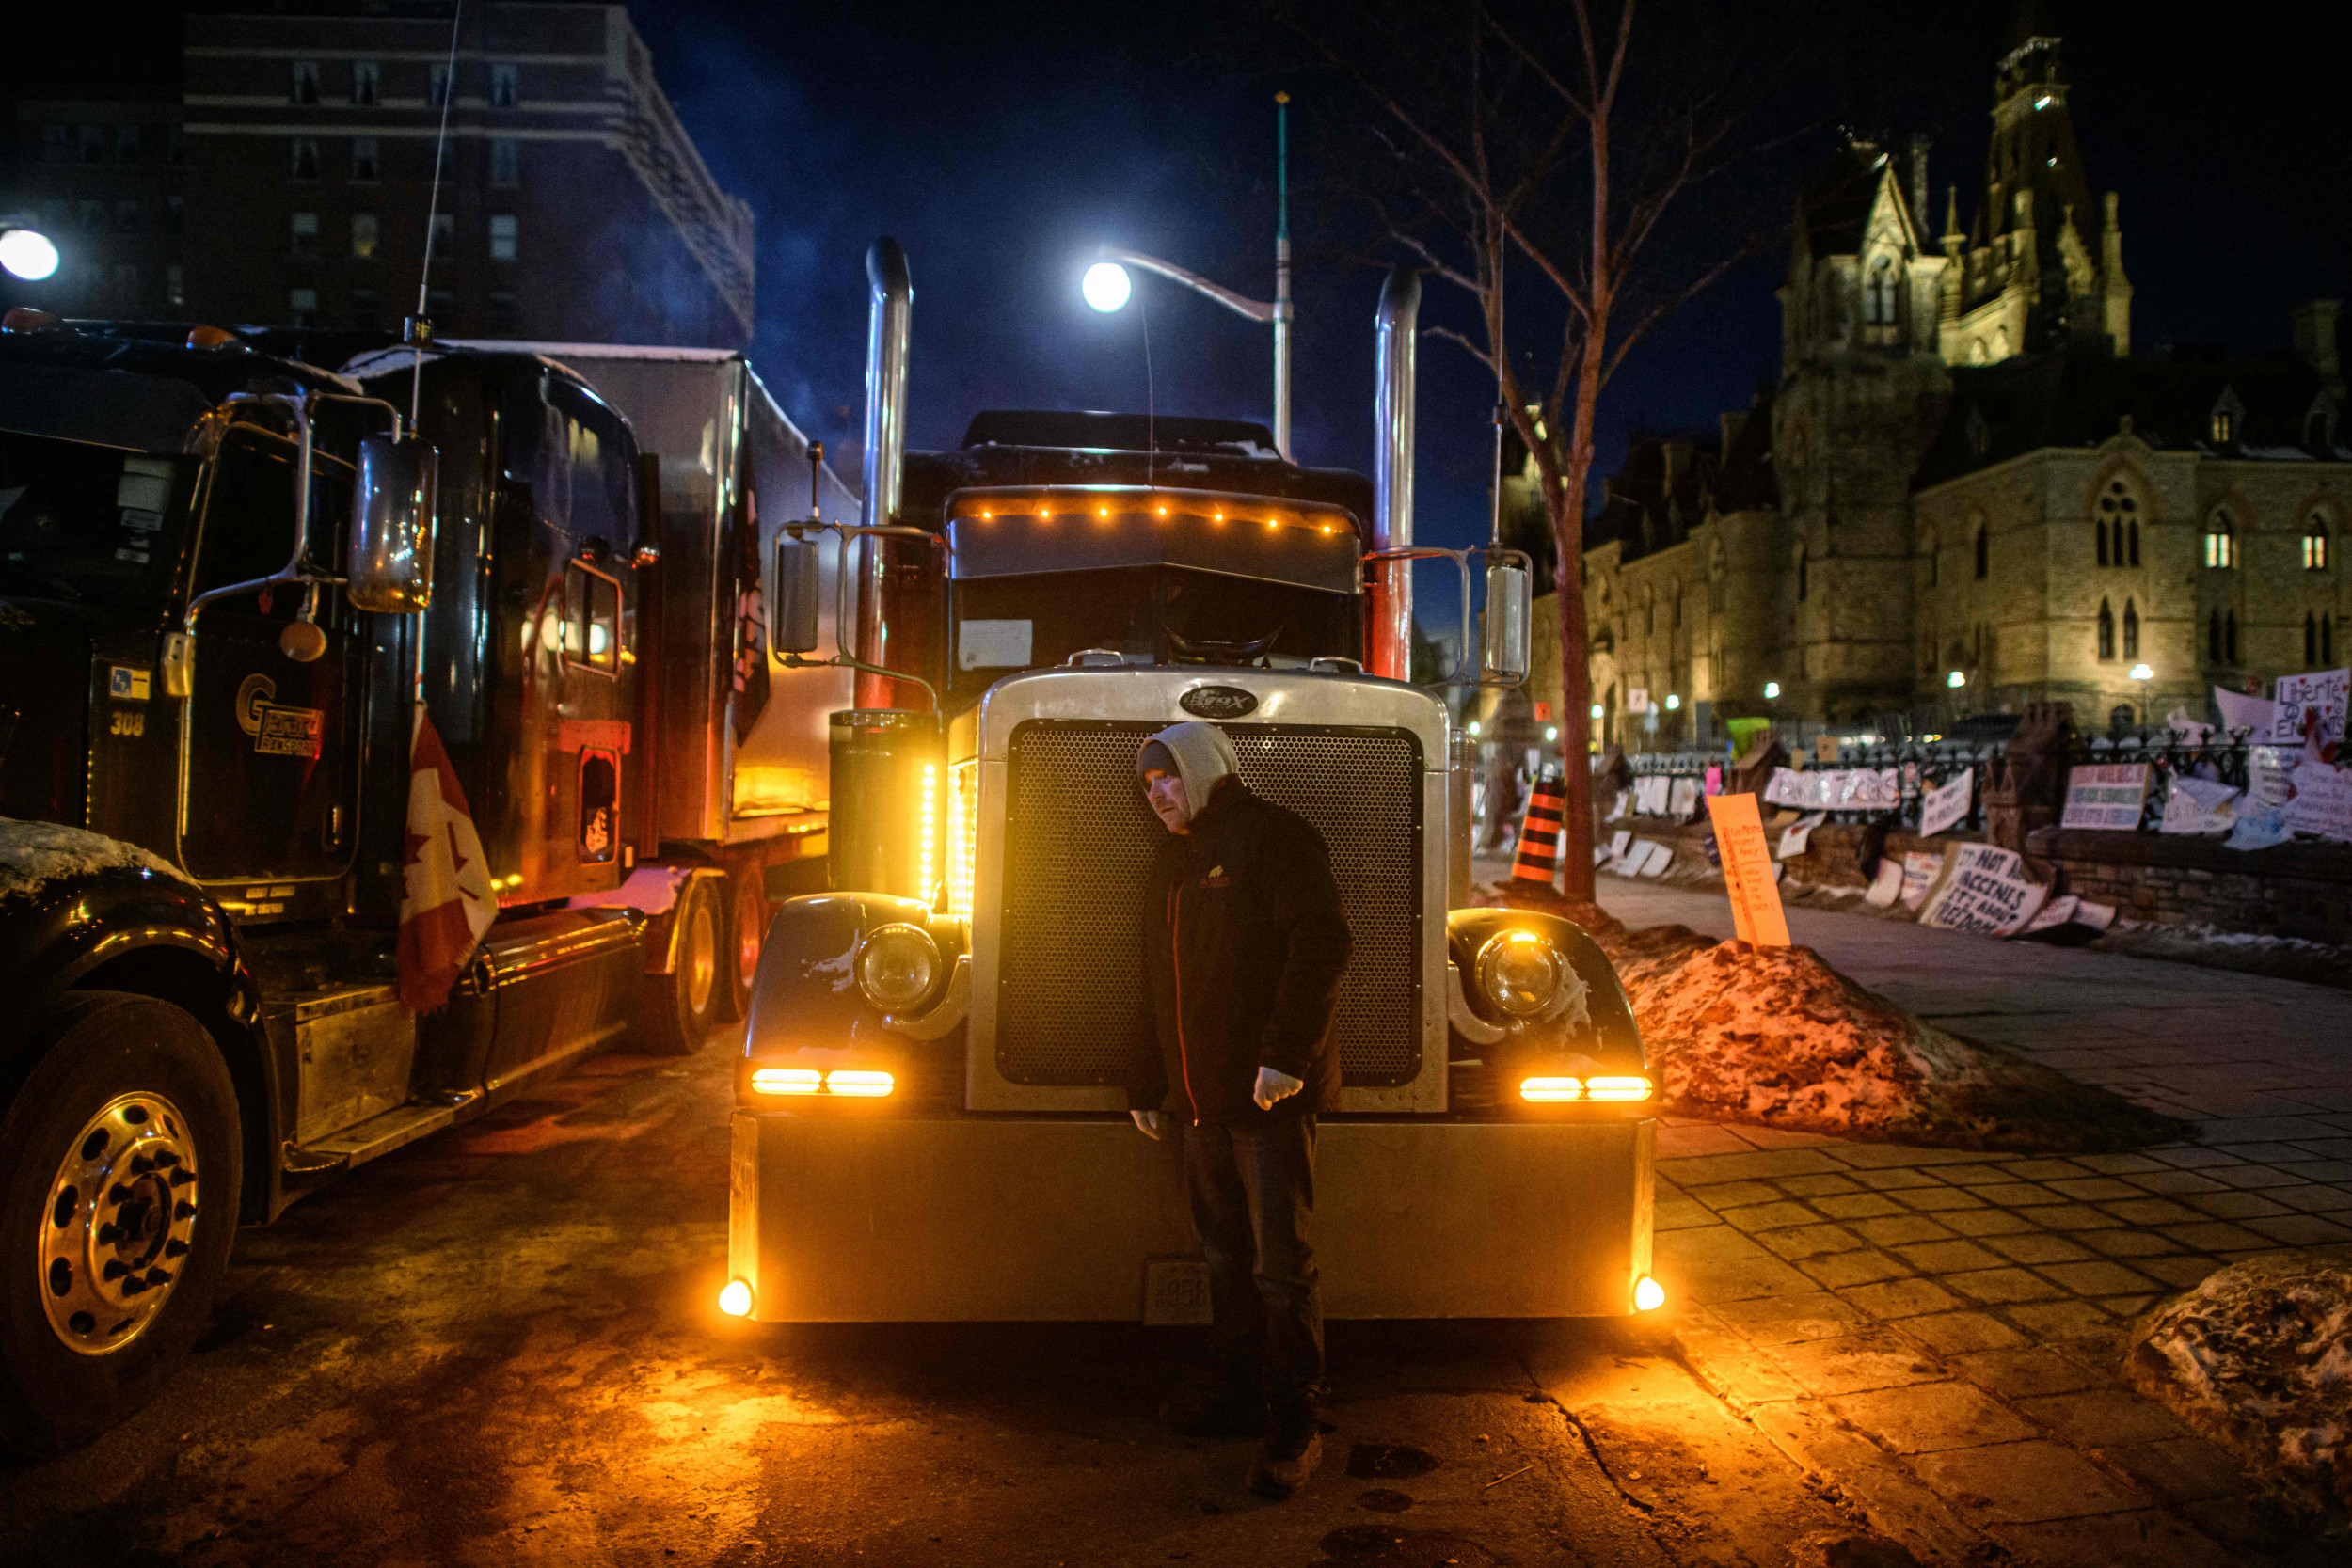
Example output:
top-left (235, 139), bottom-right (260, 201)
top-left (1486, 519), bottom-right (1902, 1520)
top-left (1519, 1076), bottom-right (1582, 1102)
top-left (1634, 1275), bottom-right (1666, 1311)
top-left (752, 1068), bottom-right (822, 1095)
top-left (1586, 1075), bottom-right (1654, 1102)
top-left (826, 1069), bottom-right (896, 1097)
top-left (718, 1278), bottom-right (754, 1316)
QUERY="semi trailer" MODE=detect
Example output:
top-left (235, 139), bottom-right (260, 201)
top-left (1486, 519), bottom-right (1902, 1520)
top-left (0, 312), bottom-right (848, 1453)
top-left (723, 242), bottom-right (1660, 1325)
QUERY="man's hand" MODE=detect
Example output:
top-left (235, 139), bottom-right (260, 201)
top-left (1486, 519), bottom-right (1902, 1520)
top-left (1130, 1109), bottom-right (1162, 1139)
top-left (1252, 1067), bottom-right (1304, 1111)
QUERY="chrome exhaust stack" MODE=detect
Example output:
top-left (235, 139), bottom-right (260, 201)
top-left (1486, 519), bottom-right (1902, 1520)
top-left (861, 238), bottom-right (912, 530)
top-left (1369, 266), bottom-right (1420, 678)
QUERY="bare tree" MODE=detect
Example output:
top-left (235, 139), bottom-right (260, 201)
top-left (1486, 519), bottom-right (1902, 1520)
top-left (1293, 0), bottom-right (1795, 899)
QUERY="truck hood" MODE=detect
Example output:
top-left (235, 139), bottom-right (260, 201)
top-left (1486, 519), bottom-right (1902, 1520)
top-left (0, 596), bottom-right (92, 826)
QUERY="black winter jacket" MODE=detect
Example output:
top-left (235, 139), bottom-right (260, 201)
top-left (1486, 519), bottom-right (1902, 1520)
top-left (1129, 780), bottom-right (1353, 1124)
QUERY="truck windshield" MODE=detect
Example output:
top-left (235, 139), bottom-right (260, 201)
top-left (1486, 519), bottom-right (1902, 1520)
top-left (948, 565), bottom-right (1359, 705)
top-left (0, 432), bottom-right (196, 609)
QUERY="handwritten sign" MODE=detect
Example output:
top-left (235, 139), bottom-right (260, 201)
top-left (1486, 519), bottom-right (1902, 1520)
top-left (1865, 857), bottom-right (1905, 907)
top-left (1764, 768), bottom-right (1804, 807)
top-left (2022, 894), bottom-right (2080, 934)
top-left (2285, 763), bottom-right (2352, 842)
top-left (1635, 842), bottom-right (1674, 878)
top-left (2060, 763), bottom-right (2152, 831)
top-left (2214, 685), bottom-right (2278, 736)
top-left (1918, 770), bottom-right (1974, 836)
top-left (1776, 811), bottom-right (1827, 861)
top-left (1667, 777), bottom-right (1701, 819)
top-left (1703, 765), bottom-right (1723, 797)
top-left (1706, 792), bottom-right (1790, 946)
top-left (1899, 850), bottom-right (1945, 910)
top-left (1918, 843), bottom-right (2050, 936)
top-left (2274, 669), bottom-right (2347, 748)
top-left (1815, 735), bottom-right (1840, 766)
top-left (2159, 776), bottom-right (2239, 835)
top-left (1633, 775), bottom-right (1673, 816)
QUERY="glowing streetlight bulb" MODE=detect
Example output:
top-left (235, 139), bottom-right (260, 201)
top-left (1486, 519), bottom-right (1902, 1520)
top-left (1466, 720), bottom-right (1482, 736)
top-left (1081, 261), bottom-right (1132, 313)
top-left (2129, 662), bottom-right (2153, 682)
top-left (1664, 694), bottom-right (1680, 711)
top-left (1947, 670), bottom-right (1966, 689)
top-left (0, 225), bottom-right (61, 282)
top-left (1763, 681), bottom-right (1781, 700)
top-left (1589, 704), bottom-right (1603, 720)
top-left (1545, 725), bottom-right (1561, 743)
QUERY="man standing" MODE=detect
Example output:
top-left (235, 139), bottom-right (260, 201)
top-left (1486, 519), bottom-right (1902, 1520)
top-left (1129, 721), bottom-right (1352, 1499)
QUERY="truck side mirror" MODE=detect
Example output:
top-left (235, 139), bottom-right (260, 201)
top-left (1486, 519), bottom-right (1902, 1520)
top-left (348, 435), bottom-right (437, 613)
top-left (772, 531), bottom-right (822, 653)
top-left (1482, 559), bottom-right (1531, 685)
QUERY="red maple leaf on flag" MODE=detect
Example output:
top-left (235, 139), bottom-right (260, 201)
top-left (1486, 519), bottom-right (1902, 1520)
top-left (397, 704), bottom-right (496, 1012)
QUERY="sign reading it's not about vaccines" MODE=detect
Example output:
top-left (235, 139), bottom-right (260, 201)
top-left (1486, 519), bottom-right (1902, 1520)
top-left (1707, 792), bottom-right (1791, 947)
top-left (1917, 843), bottom-right (2051, 937)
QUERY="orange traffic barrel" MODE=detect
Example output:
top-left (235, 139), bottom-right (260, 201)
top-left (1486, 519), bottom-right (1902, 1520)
top-left (1510, 771), bottom-right (1565, 884)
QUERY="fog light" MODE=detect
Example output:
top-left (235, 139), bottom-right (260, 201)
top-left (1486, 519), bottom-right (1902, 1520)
top-left (1634, 1275), bottom-right (1665, 1311)
top-left (752, 1068), bottom-right (822, 1095)
top-left (1519, 1076), bottom-right (1582, 1102)
top-left (718, 1278), bottom-right (754, 1317)
top-left (1586, 1075), bottom-right (1654, 1101)
top-left (826, 1069), bottom-right (895, 1098)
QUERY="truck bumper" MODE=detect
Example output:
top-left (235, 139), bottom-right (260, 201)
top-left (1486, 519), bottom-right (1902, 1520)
top-left (726, 1114), bottom-right (1655, 1321)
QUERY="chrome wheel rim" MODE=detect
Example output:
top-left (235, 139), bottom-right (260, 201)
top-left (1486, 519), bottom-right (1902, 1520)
top-left (684, 898), bottom-right (718, 1016)
top-left (40, 1091), bottom-right (200, 1357)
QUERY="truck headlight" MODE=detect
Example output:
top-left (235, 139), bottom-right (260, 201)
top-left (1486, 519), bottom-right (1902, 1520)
top-left (1475, 929), bottom-right (1565, 1017)
top-left (857, 923), bottom-right (941, 1012)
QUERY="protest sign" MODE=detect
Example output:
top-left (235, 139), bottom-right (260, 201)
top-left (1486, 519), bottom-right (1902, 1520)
top-left (1605, 790), bottom-right (1629, 823)
top-left (1864, 857), bottom-right (1905, 908)
top-left (2022, 894), bottom-right (2080, 934)
top-left (1634, 775), bottom-right (1672, 816)
top-left (1607, 829), bottom-right (1632, 861)
top-left (1705, 792), bottom-right (1791, 946)
top-left (1899, 850), bottom-right (1944, 910)
top-left (2059, 763), bottom-right (2151, 831)
top-left (1764, 768), bottom-right (1804, 806)
top-left (2274, 669), bottom-right (2347, 749)
top-left (1776, 811), bottom-right (1827, 861)
top-left (1815, 735), bottom-right (1840, 765)
top-left (2074, 900), bottom-right (2116, 930)
top-left (2159, 776), bottom-right (2239, 835)
top-left (1703, 765), bottom-right (1723, 797)
top-left (1667, 777), bottom-right (1701, 818)
top-left (2284, 763), bottom-right (2352, 842)
top-left (1918, 844), bottom-right (2051, 936)
top-left (2227, 746), bottom-right (2298, 850)
top-left (1918, 770), bottom-right (1973, 836)
top-left (2167, 708), bottom-right (2215, 745)
top-left (1635, 842), bottom-right (1674, 878)
top-left (2214, 685), bottom-right (2278, 736)
top-left (1628, 688), bottom-right (1650, 715)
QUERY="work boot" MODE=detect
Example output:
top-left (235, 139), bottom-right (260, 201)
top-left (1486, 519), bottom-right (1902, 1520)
top-left (1157, 1382), bottom-right (1268, 1439)
top-left (1245, 1421), bottom-right (1322, 1499)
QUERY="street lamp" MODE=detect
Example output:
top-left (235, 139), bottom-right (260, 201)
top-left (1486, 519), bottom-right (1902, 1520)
top-left (1086, 95), bottom-right (1295, 457)
top-left (2130, 662), bottom-right (2153, 724)
top-left (1946, 670), bottom-right (1965, 689)
top-left (1763, 681), bottom-right (1781, 701)
top-left (0, 219), bottom-right (60, 282)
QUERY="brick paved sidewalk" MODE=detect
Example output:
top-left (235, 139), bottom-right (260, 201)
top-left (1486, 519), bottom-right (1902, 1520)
top-left (1581, 879), bottom-right (2352, 1566)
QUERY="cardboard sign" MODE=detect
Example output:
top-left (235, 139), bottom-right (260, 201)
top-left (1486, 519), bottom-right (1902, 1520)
top-left (2022, 894), bottom-right (2080, 933)
top-left (1635, 842), bottom-right (1674, 878)
top-left (1864, 857), bottom-right (1905, 907)
top-left (2285, 763), bottom-right (2352, 842)
top-left (1918, 844), bottom-right (2050, 936)
top-left (1628, 688), bottom-right (1650, 715)
top-left (1633, 775), bottom-right (1673, 816)
top-left (2074, 899), bottom-right (2116, 930)
top-left (1534, 702), bottom-right (1551, 721)
top-left (2060, 763), bottom-right (2152, 831)
top-left (1776, 811), bottom-right (1827, 861)
top-left (2159, 776), bottom-right (2239, 835)
top-left (1667, 777), bottom-right (1701, 819)
top-left (2214, 685), bottom-right (2278, 736)
top-left (1705, 792), bottom-right (1790, 946)
top-left (1899, 850), bottom-right (1945, 910)
top-left (1815, 735), bottom-right (1841, 765)
top-left (2273, 669), bottom-right (2347, 748)
top-left (1918, 769), bottom-right (1974, 836)
top-left (1607, 829), bottom-right (1632, 862)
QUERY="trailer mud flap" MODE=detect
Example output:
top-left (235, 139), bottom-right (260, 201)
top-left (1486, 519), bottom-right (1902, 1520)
top-left (726, 1115), bottom-right (1654, 1322)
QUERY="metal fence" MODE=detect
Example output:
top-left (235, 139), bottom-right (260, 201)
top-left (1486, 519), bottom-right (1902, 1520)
top-left (1619, 728), bottom-right (2263, 838)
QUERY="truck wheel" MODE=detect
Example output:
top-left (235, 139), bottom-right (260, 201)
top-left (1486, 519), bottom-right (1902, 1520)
top-left (722, 870), bottom-right (770, 1023)
top-left (636, 878), bottom-right (722, 1055)
top-left (0, 992), bottom-right (242, 1458)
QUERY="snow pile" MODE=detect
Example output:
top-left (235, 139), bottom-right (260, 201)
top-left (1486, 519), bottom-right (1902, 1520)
top-left (0, 816), bottom-right (192, 901)
top-left (2125, 1254), bottom-right (2352, 1515)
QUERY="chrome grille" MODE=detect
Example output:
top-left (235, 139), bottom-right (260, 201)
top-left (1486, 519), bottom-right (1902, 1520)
top-left (997, 721), bottom-right (1422, 1087)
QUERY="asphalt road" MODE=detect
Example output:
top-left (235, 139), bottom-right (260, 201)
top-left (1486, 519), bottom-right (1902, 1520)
top-left (1, 1025), bottom-right (1860, 1568)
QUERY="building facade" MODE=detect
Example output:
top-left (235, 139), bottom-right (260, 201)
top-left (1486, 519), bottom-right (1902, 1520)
top-left (4, 3), bottom-right (752, 348)
top-left (1525, 27), bottom-right (2346, 752)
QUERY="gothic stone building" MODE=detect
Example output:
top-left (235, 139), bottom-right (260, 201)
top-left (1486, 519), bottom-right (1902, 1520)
top-left (1528, 29), bottom-right (2346, 751)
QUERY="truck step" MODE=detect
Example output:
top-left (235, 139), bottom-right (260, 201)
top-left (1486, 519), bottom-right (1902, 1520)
top-left (284, 1091), bottom-right (478, 1174)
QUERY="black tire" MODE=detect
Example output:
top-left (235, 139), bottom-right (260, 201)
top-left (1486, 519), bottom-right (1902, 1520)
top-left (720, 869), bottom-right (770, 1024)
top-left (0, 991), bottom-right (243, 1458)
top-left (635, 878), bottom-right (723, 1055)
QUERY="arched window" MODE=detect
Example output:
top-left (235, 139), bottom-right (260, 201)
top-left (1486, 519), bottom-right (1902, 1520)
top-left (2211, 409), bottom-right (2234, 445)
top-left (2328, 615), bottom-right (2338, 664)
top-left (2227, 609), bottom-right (2239, 664)
top-left (1796, 545), bottom-right (1809, 601)
top-left (2204, 510), bottom-right (2235, 569)
top-left (1864, 256), bottom-right (1898, 325)
top-left (2308, 613), bottom-right (2321, 666)
top-left (1974, 526), bottom-right (1988, 579)
top-left (2097, 598), bottom-right (2115, 660)
top-left (2208, 610), bottom-right (2223, 664)
top-left (2095, 477), bottom-right (2139, 569)
top-left (2305, 512), bottom-right (2332, 571)
top-left (2108, 704), bottom-right (2136, 733)
top-left (2122, 599), bottom-right (2140, 658)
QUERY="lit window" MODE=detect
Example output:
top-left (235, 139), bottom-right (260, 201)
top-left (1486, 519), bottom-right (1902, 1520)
top-left (289, 211), bottom-right (320, 256)
top-left (489, 214), bottom-right (517, 261)
top-left (352, 60), bottom-right (381, 106)
top-left (289, 288), bottom-right (319, 329)
top-left (291, 61), bottom-right (321, 106)
top-left (2305, 515), bottom-right (2331, 571)
top-left (2203, 511), bottom-right (2234, 569)
top-left (351, 213), bottom-right (378, 260)
top-left (491, 137), bottom-right (520, 185)
top-left (352, 136), bottom-right (380, 182)
top-left (491, 64), bottom-right (519, 107)
top-left (291, 137), bottom-right (320, 182)
top-left (2211, 410), bottom-right (2233, 445)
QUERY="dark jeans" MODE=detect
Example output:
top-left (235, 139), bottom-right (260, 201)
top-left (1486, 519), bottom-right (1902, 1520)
top-left (1183, 1115), bottom-right (1322, 1428)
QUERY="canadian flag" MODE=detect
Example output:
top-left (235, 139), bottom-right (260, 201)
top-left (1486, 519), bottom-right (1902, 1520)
top-left (397, 704), bottom-right (497, 1012)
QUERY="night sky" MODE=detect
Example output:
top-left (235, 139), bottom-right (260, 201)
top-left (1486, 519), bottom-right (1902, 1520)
top-left (629, 0), bottom-right (2343, 600)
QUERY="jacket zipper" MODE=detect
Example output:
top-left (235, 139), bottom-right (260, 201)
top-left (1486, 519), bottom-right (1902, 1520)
top-left (1169, 881), bottom-right (1200, 1126)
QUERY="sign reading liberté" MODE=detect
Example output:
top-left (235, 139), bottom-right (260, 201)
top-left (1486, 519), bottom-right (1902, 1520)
top-left (1706, 792), bottom-right (1791, 946)
top-left (2059, 763), bottom-right (2151, 831)
top-left (2273, 668), bottom-right (2347, 748)
top-left (1917, 843), bottom-right (2051, 936)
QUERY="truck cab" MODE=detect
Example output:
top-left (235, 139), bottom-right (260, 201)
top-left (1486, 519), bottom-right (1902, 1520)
top-left (723, 245), bottom-right (1659, 1325)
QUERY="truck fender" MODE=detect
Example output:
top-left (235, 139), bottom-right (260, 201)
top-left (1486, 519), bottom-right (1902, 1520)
top-left (739, 894), bottom-right (960, 1084)
top-left (568, 863), bottom-right (723, 975)
top-left (1445, 906), bottom-right (1646, 1073)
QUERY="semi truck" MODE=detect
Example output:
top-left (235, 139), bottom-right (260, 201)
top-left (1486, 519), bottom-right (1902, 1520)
top-left (0, 311), bottom-right (849, 1453)
top-left (723, 242), bottom-right (1661, 1325)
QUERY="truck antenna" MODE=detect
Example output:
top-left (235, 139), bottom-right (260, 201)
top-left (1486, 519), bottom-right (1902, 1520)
top-left (407, 1), bottom-right (464, 436)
